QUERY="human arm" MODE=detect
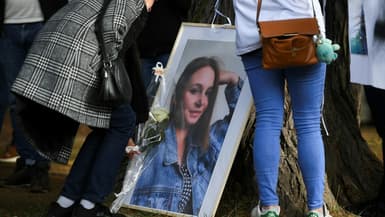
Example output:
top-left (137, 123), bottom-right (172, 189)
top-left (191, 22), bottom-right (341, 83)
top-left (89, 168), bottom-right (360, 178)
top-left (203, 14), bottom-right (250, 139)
top-left (218, 70), bottom-right (240, 86)
top-left (219, 70), bottom-right (243, 114)
top-left (144, 0), bottom-right (155, 12)
top-left (348, 0), bottom-right (364, 37)
top-left (202, 71), bottom-right (243, 166)
top-left (125, 138), bottom-right (141, 159)
top-left (101, 0), bottom-right (151, 60)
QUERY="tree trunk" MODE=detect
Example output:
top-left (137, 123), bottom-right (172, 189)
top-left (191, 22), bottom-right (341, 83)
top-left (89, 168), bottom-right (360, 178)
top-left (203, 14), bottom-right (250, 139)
top-left (323, 0), bottom-right (383, 207)
top-left (191, 0), bottom-right (384, 216)
top-left (189, 0), bottom-right (234, 24)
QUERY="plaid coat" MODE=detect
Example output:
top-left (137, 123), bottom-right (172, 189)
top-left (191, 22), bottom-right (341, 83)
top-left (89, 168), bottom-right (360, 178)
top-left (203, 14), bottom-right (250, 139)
top-left (11, 0), bottom-right (148, 163)
top-left (12, 0), bottom-right (145, 128)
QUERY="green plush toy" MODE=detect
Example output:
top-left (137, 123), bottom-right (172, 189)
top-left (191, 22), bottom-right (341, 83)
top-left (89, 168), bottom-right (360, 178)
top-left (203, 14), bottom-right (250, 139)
top-left (316, 37), bottom-right (340, 64)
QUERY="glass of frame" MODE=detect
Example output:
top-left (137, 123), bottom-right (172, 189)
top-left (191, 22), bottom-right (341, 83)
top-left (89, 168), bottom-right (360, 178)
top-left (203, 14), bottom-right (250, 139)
top-left (113, 23), bottom-right (253, 217)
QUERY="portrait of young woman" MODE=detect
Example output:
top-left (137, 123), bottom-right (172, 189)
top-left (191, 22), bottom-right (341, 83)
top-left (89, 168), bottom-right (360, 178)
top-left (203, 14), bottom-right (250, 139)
top-left (129, 56), bottom-right (243, 215)
top-left (114, 24), bottom-right (253, 217)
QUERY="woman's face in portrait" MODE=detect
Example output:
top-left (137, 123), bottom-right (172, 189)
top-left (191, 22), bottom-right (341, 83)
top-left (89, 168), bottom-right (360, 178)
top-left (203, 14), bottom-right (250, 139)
top-left (182, 65), bottom-right (215, 127)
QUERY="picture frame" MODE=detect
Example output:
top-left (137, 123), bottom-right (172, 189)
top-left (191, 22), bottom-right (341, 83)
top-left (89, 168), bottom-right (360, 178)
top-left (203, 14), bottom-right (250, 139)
top-left (114, 23), bottom-right (253, 217)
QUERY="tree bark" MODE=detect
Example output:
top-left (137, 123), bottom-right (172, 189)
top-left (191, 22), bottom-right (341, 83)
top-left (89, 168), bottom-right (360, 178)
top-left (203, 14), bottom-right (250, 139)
top-left (188, 0), bottom-right (234, 24)
top-left (323, 0), bottom-right (383, 207)
top-left (195, 0), bottom-right (384, 216)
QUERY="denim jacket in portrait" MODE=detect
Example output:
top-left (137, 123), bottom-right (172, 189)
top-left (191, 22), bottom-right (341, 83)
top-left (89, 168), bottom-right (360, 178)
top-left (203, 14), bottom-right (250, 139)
top-left (130, 79), bottom-right (243, 215)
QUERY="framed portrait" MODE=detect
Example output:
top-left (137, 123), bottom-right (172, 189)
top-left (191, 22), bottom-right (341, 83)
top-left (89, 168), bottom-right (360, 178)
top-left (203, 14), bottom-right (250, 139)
top-left (113, 23), bottom-right (253, 217)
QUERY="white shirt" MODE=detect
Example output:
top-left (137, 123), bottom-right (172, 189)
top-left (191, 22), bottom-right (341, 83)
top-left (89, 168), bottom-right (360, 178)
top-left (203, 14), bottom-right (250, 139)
top-left (4, 0), bottom-right (44, 24)
top-left (232, 0), bottom-right (325, 55)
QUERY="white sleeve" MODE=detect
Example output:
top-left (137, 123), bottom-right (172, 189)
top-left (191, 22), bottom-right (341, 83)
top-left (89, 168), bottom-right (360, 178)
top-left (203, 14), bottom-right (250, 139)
top-left (348, 0), bottom-right (364, 37)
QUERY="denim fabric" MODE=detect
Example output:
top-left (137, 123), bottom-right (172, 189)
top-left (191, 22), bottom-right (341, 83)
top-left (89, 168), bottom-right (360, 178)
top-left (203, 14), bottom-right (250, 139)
top-left (0, 22), bottom-right (47, 162)
top-left (130, 82), bottom-right (242, 215)
top-left (140, 53), bottom-right (170, 88)
top-left (241, 50), bottom-right (326, 210)
top-left (61, 104), bottom-right (136, 203)
top-left (0, 68), bottom-right (7, 130)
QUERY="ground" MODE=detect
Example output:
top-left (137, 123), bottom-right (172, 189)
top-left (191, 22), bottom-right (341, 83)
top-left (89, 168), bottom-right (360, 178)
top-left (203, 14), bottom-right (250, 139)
top-left (0, 112), bottom-right (253, 217)
top-left (0, 111), bottom-right (382, 217)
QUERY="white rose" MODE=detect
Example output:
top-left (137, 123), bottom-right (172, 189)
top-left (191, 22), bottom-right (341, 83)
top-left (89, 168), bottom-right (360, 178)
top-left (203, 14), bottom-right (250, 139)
top-left (150, 107), bottom-right (169, 123)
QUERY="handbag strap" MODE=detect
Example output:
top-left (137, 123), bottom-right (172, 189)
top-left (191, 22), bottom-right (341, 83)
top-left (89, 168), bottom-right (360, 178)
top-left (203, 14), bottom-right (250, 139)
top-left (256, 0), bottom-right (317, 25)
top-left (95, 0), bottom-right (113, 66)
top-left (256, 0), bottom-right (262, 23)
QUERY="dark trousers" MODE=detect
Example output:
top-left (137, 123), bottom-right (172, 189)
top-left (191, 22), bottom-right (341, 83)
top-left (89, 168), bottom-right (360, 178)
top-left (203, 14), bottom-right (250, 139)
top-left (61, 104), bottom-right (136, 203)
top-left (0, 22), bottom-right (48, 163)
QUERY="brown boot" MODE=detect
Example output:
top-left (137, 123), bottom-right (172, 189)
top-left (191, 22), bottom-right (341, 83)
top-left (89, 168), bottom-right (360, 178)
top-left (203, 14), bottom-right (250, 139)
top-left (0, 144), bottom-right (19, 163)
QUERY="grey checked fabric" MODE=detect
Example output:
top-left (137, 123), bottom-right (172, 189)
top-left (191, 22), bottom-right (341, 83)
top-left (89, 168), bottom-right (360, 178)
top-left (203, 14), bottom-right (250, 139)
top-left (12, 0), bottom-right (145, 129)
top-left (11, 0), bottom-right (145, 163)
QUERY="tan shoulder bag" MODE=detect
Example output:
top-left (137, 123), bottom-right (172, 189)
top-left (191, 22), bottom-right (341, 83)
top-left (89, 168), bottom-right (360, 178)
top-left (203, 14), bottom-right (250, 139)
top-left (257, 0), bottom-right (320, 69)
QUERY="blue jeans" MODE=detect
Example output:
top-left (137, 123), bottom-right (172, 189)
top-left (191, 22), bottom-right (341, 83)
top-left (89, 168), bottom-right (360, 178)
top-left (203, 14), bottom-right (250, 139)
top-left (241, 50), bottom-right (326, 210)
top-left (61, 104), bottom-right (136, 203)
top-left (0, 22), bottom-right (47, 162)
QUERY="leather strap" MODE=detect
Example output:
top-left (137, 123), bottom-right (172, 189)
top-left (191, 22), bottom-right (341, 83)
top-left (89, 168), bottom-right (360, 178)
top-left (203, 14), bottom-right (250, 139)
top-left (256, 0), bottom-right (262, 25)
top-left (95, 0), bottom-right (113, 64)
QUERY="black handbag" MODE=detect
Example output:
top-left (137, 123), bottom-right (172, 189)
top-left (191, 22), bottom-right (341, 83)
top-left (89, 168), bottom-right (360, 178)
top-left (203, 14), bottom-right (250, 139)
top-left (95, 0), bottom-right (132, 107)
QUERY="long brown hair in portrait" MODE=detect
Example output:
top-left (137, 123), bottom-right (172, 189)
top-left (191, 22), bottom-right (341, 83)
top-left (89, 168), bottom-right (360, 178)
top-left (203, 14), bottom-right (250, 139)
top-left (169, 56), bottom-right (220, 151)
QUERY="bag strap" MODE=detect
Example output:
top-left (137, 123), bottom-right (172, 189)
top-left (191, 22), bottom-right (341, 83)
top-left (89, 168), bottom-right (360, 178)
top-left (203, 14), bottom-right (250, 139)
top-left (256, 0), bottom-right (262, 24)
top-left (95, 0), bottom-right (113, 65)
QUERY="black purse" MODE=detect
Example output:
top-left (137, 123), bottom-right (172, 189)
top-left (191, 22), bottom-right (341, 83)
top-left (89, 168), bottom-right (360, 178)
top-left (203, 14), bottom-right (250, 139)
top-left (95, 0), bottom-right (132, 107)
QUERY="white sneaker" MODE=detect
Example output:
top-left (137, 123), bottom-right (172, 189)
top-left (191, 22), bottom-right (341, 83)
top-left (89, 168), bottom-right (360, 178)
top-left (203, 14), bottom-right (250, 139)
top-left (307, 204), bottom-right (332, 217)
top-left (251, 204), bottom-right (280, 217)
